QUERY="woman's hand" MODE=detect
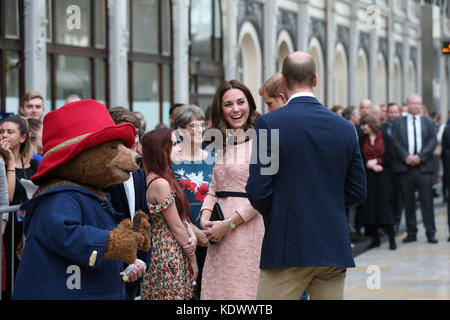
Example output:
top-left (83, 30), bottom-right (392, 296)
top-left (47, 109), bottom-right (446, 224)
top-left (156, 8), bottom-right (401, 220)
top-left (0, 140), bottom-right (14, 164)
top-left (373, 164), bottom-right (383, 172)
top-left (203, 220), bottom-right (229, 243)
top-left (199, 209), bottom-right (212, 230)
top-left (192, 224), bottom-right (209, 247)
top-left (182, 236), bottom-right (197, 257)
top-left (366, 159), bottom-right (377, 170)
top-left (188, 256), bottom-right (198, 283)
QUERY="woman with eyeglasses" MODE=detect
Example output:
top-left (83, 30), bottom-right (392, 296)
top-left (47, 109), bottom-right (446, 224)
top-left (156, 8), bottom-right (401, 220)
top-left (172, 104), bottom-right (215, 300)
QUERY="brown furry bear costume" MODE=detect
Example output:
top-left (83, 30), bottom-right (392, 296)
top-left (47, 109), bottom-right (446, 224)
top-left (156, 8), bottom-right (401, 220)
top-left (12, 99), bottom-right (150, 300)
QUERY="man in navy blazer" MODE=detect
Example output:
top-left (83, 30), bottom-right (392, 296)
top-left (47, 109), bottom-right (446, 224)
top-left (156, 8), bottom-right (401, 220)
top-left (245, 51), bottom-right (366, 300)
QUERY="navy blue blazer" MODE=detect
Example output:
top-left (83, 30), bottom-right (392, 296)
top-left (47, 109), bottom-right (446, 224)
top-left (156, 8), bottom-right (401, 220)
top-left (245, 96), bottom-right (366, 270)
top-left (103, 168), bottom-right (152, 266)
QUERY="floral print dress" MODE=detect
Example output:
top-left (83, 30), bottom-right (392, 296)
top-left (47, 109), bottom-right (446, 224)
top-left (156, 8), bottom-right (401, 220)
top-left (141, 189), bottom-right (193, 300)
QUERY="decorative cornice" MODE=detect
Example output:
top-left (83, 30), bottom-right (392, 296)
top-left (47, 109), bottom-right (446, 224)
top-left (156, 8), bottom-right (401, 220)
top-left (237, 0), bottom-right (264, 48)
top-left (277, 8), bottom-right (298, 49)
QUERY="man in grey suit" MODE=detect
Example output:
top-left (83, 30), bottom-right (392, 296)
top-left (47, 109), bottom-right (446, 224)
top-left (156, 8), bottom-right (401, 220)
top-left (391, 94), bottom-right (438, 244)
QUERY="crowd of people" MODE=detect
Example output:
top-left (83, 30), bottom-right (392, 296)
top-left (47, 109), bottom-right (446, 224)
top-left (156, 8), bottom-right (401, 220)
top-left (338, 95), bottom-right (449, 250)
top-left (1, 50), bottom-right (450, 301)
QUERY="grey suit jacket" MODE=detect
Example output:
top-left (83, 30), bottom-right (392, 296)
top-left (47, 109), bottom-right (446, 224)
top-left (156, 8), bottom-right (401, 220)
top-left (391, 115), bottom-right (437, 173)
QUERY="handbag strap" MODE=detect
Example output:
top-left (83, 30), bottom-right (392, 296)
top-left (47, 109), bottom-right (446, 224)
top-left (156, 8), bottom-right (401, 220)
top-left (215, 191), bottom-right (248, 198)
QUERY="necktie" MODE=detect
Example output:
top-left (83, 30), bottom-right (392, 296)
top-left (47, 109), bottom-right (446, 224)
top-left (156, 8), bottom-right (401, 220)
top-left (413, 116), bottom-right (417, 155)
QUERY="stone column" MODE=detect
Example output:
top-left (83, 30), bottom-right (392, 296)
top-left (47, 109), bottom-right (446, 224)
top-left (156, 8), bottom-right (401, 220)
top-left (326, 0), bottom-right (335, 108)
top-left (172, 0), bottom-right (190, 104)
top-left (387, 0), bottom-right (394, 103)
top-left (24, 0), bottom-right (47, 100)
top-left (368, 27), bottom-right (378, 104)
top-left (224, 0), bottom-right (238, 80)
top-left (108, 0), bottom-right (129, 108)
top-left (297, 0), bottom-right (309, 52)
top-left (264, 0), bottom-right (278, 81)
top-left (402, 24), bottom-right (410, 103)
top-left (348, 2), bottom-right (358, 107)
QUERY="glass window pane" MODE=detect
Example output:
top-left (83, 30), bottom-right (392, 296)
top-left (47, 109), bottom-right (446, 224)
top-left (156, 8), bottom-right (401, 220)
top-left (5, 51), bottom-right (20, 114)
top-left (161, 0), bottom-right (171, 55)
top-left (5, 0), bottom-right (20, 39)
top-left (55, 0), bottom-right (91, 47)
top-left (198, 76), bottom-right (221, 95)
top-left (132, 62), bottom-right (159, 130)
top-left (190, 0), bottom-right (213, 60)
top-left (162, 64), bottom-right (171, 127)
top-left (132, 0), bottom-right (158, 54)
top-left (95, 0), bottom-right (106, 48)
top-left (95, 58), bottom-right (106, 104)
top-left (46, 0), bottom-right (52, 42)
top-left (55, 55), bottom-right (91, 109)
top-left (198, 97), bottom-right (213, 112)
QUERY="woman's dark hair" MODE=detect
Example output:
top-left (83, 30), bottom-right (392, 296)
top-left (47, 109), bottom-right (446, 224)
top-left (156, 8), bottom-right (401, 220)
top-left (0, 115), bottom-right (32, 162)
top-left (210, 80), bottom-right (260, 142)
top-left (360, 114), bottom-right (380, 133)
top-left (141, 128), bottom-right (190, 220)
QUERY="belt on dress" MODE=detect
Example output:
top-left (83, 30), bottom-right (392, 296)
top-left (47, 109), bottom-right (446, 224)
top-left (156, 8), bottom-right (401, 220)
top-left (215, 191), bottom-right (248, 198)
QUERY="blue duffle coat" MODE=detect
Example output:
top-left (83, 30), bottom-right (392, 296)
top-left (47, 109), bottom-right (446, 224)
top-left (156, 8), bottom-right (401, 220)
top-left (12, 185), bottom-right (127, 300)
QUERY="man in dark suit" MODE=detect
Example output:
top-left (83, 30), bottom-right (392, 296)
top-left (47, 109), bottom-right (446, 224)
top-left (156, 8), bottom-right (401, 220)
top-left (245, 51), bottom-right (367, 300)
top-left (440, 123), bottom-right (450, 242)
top-left (380, 103), bottom-right (403, 233)
top-left (391, 94), bottom-right (438, 244)
top-left (104, 107), bottom-right (152, 300)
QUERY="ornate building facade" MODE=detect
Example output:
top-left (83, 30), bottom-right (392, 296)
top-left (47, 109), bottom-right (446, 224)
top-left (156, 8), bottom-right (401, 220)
top-left (1, 0), bottom-right (449, 129)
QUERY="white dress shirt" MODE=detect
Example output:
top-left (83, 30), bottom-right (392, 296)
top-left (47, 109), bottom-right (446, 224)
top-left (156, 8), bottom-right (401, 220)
top-left (286, 91), bottom-right (315, 105)
top-left (406, 114), bottom-right (422, 155)
top-left (123, 175), bottom-right (136, 221)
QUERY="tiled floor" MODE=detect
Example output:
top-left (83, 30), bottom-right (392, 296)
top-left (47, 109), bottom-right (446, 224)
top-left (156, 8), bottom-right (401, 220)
top-left (344, 207), bottom-right (450, 300)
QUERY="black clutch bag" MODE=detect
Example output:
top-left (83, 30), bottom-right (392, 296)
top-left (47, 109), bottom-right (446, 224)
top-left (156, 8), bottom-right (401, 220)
top-left (208, 203), bottom-right (224, 244)
top-left (209, 202), bottom-right (224, 222)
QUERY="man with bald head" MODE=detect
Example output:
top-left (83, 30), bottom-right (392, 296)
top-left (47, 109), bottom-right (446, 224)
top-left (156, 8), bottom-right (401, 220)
top-left (246, 51), bottom-right (366, 300)
top-left (359, 99), bottom-right (373, 117)
top-left (391, 94), bottom-right (438, 244)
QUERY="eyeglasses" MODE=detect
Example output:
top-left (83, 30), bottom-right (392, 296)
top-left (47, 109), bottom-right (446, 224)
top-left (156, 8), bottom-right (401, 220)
top-left (186, 122), bottom-right (206, 129)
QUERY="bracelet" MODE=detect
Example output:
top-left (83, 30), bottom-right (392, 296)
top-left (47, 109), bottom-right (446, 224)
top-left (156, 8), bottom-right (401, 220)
top-left (6, 169), bottom-right (15, 172)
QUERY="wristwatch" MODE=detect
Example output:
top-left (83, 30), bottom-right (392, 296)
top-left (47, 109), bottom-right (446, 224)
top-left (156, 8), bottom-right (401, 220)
top-left (226, 217), bottom-right (236, 229)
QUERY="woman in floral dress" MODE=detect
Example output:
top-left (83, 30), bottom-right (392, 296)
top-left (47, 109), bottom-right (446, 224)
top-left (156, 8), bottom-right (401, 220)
top-left (141, 128), bottom-right (198, 300)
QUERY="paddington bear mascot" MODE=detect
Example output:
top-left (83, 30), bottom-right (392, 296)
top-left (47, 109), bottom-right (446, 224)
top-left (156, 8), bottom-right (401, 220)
top-left (12, 100), bottom-right (151, 299)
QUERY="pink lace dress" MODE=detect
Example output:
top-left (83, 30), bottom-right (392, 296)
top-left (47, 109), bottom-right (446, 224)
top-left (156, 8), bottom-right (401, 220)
top-left (200, 139), bottom-right (264, 300)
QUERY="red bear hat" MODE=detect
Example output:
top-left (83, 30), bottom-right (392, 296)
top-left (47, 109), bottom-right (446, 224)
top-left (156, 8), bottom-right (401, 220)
top-left (31, 99), bottom-right (136, 185)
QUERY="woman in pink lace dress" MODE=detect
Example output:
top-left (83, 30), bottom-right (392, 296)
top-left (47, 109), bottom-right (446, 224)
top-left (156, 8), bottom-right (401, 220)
top-left (199, 80), bottom-right (264, 300)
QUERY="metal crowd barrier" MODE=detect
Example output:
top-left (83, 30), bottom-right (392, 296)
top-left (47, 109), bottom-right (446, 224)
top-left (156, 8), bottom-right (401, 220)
top-left (0, 204), bottom-right (22, 300)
